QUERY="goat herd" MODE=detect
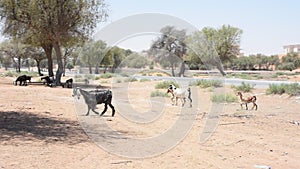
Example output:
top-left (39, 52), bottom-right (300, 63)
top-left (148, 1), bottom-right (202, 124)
top-left (14, 75), bottom-right (258, 117)
top-left (13, 74), bottom-right (73, 88)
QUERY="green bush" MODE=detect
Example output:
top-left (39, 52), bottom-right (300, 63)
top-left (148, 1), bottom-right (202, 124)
top-left (4, 71), bottom-right (17, 77)
top-left (211, 93), bottom-right (238, 103)
top-left (124, 77), bottom-right (138, 82)
top-left (231, 82), bottom-right (255, 93)
top-left (140, 78), bottom-right (151, 82)
top-left (226, 73), bottom-right (256, 80)
top-left (276, 72), bottom-right (285, 76)
top-left (4, 71), bottom-right (39, 77)
top-left (155, 81), bottom-right (179, 89)
top-left (266, 83), bottom-right (300, 96)
top-left (189, 79), bottom-right (223, 88)
top-left (84, 74), bottom-right (94, 80)
top-left (150, 90), bottom-right (168, 97)
top-left (100, 73), bottom-right (115, 79)
top-left (120, 72), bottom-right (130, 77)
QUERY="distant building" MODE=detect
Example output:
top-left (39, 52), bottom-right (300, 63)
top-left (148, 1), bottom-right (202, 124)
top-left (283, 44), bottom-right (300, 54)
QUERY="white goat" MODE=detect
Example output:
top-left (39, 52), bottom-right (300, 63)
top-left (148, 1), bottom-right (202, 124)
top-left (167, 84), bottom-right (192, 107)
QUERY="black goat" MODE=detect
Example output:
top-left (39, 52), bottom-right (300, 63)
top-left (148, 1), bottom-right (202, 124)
top-left (62, 78), bottom-right (73, 88)
top-left (73, 87), bottom-right (115, 116)
top-left (14, 75), bottom-right (31, 86)
top-left (41, 76), bottom-right (55, 86)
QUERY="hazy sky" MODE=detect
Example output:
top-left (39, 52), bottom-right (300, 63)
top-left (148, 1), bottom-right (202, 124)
top-left (95, 0), bottom-right (300, 55)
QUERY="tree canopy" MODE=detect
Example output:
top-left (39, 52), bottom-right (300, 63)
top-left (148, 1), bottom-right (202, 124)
top-left (202, 25), bottom-right (243, 63)
top-left (0, 0), bottom-right (108, 84)
top-left (150, 26), bottom-right (187, 77)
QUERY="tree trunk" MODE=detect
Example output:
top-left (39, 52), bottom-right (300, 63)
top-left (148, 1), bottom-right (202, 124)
top-left (42, 44), bottom-right (54, 77)
top-left (17, 56), bottom-right (21, 72)
top-left (216, 61), bottom-right (226, 76)
top-left (36, 60), bottom-right (42, 75)
top-left (88, 64), bottom-right (92, 74)
top-left (26, 59), bottom-right (30, 71)
top-left (95, 63), bottom-right (99, 74)
top-left (171, 63), bottom-right (175, 77)
top-left (53, 41), bottom-right (64, 85)
top-left (178, 61), bottom-right (186, 77)
top-left (63, 56), bottom-right (66, 76)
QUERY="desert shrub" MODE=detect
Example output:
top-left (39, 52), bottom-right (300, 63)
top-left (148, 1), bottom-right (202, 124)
top-left (266, 83), bottom-right (300, 96)
top-left (211, 93), bottom-right (238, 103)
top-left (124, 77), bottom-right (138, 82)
top-left (115, 79), bottom-right (122, 83)
top-left (226, 73), bottom-right (255, 80)
top-left (140, 78), bottom-right (151, 82)
top-left (150, 90), bottom-right (167, 97)
top-left (84, 74), bottom-right (94, 80)
top-left (276, 72), bottom-right (285, 76)
top-left (120, 72), bottom-right (130, 77)
top-left (4, 71), bottom-right (17, 77)
top-left (4, 71), bottom-right (38, 77)
top-left (101, 80), bottom-right (109, 84)
top-left (74, 74), bottom-right (82, 79)
top-left (155, 81), bottom-right (179, 89)
top-left (100, 73), bottom-right (115, 79)
top-left (189, 79), bottom-right (223, 88)
top-left (231, 82), bottom-right (255, 93)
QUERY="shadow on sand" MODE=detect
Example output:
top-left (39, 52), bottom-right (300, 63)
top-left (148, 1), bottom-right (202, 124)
top-left (0, 111), bottom-right (88, 144)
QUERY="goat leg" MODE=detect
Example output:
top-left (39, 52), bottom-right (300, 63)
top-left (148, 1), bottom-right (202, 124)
top-left (188, 95), bottom-right (192, 107)
top-left (92, 108), bottom-right (100, 115)
top-left (86, 107), bottom-right (90, 116)
top-left (182, 98), bottom-right (186, 107)
top-left (109, 103), bottom-right (115, 117)
top-left (100, 104), bottom-right (108, 116)
top-left (252, 103), bottom-right (258, 110)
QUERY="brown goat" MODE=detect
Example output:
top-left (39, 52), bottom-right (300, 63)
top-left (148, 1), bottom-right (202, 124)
top-left (237, 92), bottom-right (258, 110)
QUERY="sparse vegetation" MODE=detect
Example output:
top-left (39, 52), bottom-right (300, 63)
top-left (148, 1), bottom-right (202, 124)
top-left (140, 78), bottom-right (151, 82)
top-left (226, 73), bottom-right (255, 80)
top-left (100, 73), bottom-right (115, 79)
top-left (2, 71), bottom-right (39, 77)
top-left (211, 93), bottom-right (238, 103)
top-left (124, 77), bottom-right (138, 82)
top-left (155, 81), bottom-right (179, 89)
top-left (231, 82), bottom-right (255, 93)
top-left (266, 83), bottom-right (300, 96)
top-left (150, 90), bottom-right (168, 97)
top-left (189, 79), bottom-right (223, 88)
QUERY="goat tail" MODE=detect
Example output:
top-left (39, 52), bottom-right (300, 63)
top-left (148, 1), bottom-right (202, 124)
top-left (187, 87), bottom-right (192, 99)
top-left (187, 87), bottom-right (191, 93)
top-left (252, 95), bottom-right (257, 102)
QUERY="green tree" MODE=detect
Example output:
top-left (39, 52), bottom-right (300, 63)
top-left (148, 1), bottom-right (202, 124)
top-left (268, 55), bottom-right (280, 70)
top-left (279, 52), bottom-right (300, 71)
top-left (0, 0), bottom-right (108, 84)
top-left (0, 50), bottom-right (12, 70)
top-left (122, 53), bottom-right (148, 68)
top-left (0, 39), bottom-right (27, 72)
top-left (106, 46), bottom-right (126, 73)
top-left (28, 47), bottom-right (47, 75)
top-left (80, 41), bottom-right (96, 74)
top-left (201, 25), bottom-right (243, 74)
top-left (150, 26), bottom-right (187, 77)
top-left (186, 31), bottom-right (224, 74)
top-left (93, 40), bottom-right (108, 74)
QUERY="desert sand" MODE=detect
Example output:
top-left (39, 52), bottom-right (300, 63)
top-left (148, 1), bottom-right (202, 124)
top-left (0, 74), bottom-right (300, 169)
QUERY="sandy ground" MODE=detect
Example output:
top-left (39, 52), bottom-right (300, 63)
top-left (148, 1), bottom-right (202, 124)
top-left (0, 75), bottom-right (300, 169)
